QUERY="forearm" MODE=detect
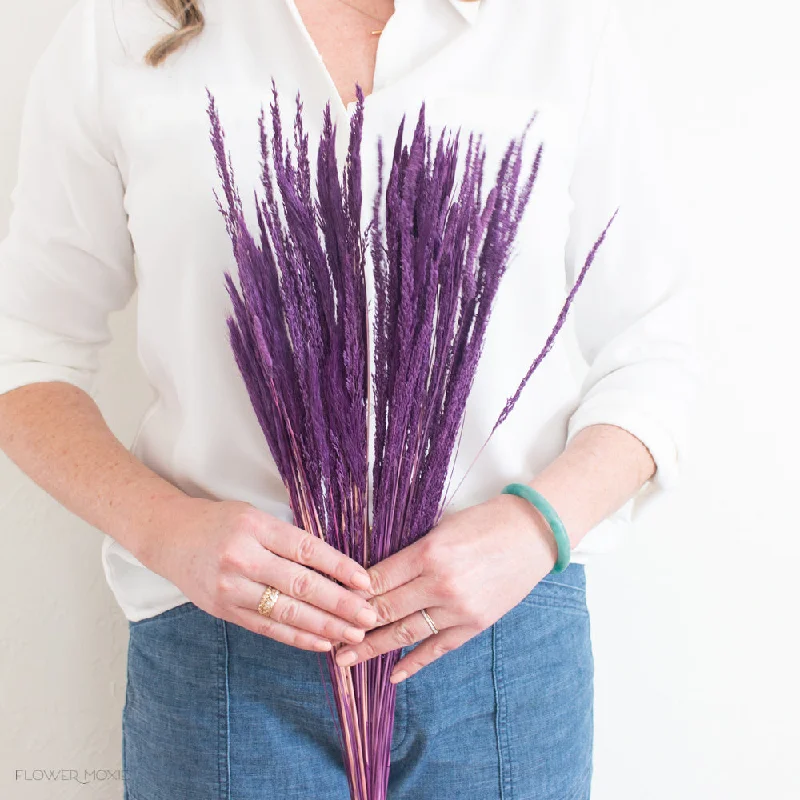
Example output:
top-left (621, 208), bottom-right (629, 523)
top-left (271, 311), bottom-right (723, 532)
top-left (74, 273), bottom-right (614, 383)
top-left (0, 381), bottom-right (194, 563)
top-left (504, 423), bottom-right (656, 551)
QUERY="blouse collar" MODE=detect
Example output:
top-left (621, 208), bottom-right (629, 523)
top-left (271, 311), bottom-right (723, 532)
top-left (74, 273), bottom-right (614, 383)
top-left (446, 0), bottom-right (482, 24)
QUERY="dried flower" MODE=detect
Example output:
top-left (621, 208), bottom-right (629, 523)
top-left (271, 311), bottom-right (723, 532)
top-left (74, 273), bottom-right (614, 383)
top-left (207, 80), bottom-right (614, 799)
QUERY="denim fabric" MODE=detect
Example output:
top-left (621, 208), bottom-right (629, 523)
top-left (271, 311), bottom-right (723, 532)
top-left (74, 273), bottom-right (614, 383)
top-left (122, 563), bottom-right (593, 800)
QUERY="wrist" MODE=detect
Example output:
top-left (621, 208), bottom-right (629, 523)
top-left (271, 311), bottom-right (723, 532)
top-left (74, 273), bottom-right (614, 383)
top-left (490, 492), bottom-right (559, 570)
top-left (118, 491), bottom-right (205, 568)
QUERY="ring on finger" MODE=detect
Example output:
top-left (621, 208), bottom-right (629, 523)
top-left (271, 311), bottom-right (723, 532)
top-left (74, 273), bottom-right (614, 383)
top-left (257, 585), bottom-right (280, 618)
top-left (248, 581), bottom-right (364, 646)
top-left (335, 607), bottom-right (444, 667)
top-left (420, 608), bottom-right (438, 635)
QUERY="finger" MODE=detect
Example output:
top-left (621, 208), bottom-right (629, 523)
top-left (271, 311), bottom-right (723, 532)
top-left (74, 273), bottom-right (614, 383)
top-left (247, 550), bottom-right (379, 629)
top-left (365, 576), bottom-right (440, 628)
top-left (388, 627), bottom-right (472, 683)
top-left (229, 606), bottom-right (335, 652)
top-left (366, 537), bottom-right (428, 597)
top-left (234, 576), bottom-right (368, 644)
top-left (334, 606), bottom-right (451, 668)
top-left (256, 520), bottom-right (371, 591)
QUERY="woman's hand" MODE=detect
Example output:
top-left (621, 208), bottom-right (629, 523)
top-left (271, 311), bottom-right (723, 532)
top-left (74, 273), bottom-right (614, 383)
top-left (333, 492), bottom-right (559, 682)
top-left (140, 495), bottom-right (379, 652)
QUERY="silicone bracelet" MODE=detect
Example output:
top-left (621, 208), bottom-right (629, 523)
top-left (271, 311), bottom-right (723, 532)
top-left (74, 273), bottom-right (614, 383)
top-left (501, 482), bottom-right (571, 574)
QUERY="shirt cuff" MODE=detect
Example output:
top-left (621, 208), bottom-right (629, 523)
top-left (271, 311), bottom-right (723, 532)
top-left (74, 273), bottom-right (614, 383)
top-left (0, 362), bottom-right (95, 398)
top-left (564, 389), bottom-right (680, 493)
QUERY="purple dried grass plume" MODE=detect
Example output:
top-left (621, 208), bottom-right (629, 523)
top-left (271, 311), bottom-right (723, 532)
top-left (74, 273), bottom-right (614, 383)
top-left (206, 79), bottom-right (616, 800)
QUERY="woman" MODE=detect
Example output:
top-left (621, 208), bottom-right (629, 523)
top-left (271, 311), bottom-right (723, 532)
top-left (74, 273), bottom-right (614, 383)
top-left (0, 0), bottom-right (700, 798)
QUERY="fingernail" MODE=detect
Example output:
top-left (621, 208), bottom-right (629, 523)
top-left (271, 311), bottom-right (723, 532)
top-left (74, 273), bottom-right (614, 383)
top-left (356, 607), bottom-right (378, 627)
top-left (315, 640), bottom-right (332, 651)
top-left (351, 570), bottom-right (371, 589)
top-left (344, 626), bottom-right (365, 643)
top-left (337, 650), bottom-right (357, 666)
top-left (389, 670), bottom-right (407, 683)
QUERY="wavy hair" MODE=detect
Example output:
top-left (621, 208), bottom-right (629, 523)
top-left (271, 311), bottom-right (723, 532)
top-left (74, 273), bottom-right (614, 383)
top-left (144, 0), bottom-right (205, 66)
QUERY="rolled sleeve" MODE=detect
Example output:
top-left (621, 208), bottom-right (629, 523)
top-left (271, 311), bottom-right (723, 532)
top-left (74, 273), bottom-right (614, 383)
top-left (0, 0), bottom-right (136, 399)
top-left (563, 1), bottom-right (704, 514)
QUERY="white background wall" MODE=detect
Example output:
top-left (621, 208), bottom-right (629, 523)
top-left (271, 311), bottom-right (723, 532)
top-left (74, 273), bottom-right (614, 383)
top-left (1, 1), bottom-right (798, 798)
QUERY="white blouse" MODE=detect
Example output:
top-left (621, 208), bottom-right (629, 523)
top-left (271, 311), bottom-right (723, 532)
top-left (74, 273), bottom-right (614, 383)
top-left (0, 0), bottom-right (701, 622)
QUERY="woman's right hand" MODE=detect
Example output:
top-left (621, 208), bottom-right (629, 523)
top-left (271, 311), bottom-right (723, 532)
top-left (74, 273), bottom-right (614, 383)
top-left (139, 495), bottom-right (379, 652)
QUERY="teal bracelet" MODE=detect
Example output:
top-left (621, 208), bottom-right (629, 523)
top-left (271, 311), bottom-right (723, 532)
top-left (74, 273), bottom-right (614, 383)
top-left (501, 482), bottom-right (571, 574)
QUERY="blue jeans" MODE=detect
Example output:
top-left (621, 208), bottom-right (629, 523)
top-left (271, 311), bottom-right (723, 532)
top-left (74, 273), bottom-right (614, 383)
top-left (122, 563), bottom-right (593, 799)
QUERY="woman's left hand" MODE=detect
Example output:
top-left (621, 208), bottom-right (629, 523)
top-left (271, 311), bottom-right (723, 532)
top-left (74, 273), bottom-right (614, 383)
top-left (333, 491), bottom-right (560, 683)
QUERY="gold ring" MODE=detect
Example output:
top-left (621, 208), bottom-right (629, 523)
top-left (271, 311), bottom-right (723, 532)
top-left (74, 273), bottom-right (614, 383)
top-left (257, 585), bottom-right (280, 618)
top-left (420, 608), bottom-right (438, 635)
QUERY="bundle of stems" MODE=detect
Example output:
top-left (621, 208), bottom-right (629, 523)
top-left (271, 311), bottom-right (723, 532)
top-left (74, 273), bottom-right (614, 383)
top-left (206, 80), bottom-right (616, 800)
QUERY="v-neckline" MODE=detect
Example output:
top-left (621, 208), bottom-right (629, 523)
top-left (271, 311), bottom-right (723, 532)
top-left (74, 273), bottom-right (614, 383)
top-left (282, 0), bottom-right (395, 117)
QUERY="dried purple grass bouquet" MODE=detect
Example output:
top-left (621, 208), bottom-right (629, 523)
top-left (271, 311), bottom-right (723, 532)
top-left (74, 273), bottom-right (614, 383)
top-left (206, 80), bottom-right (616, 800)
